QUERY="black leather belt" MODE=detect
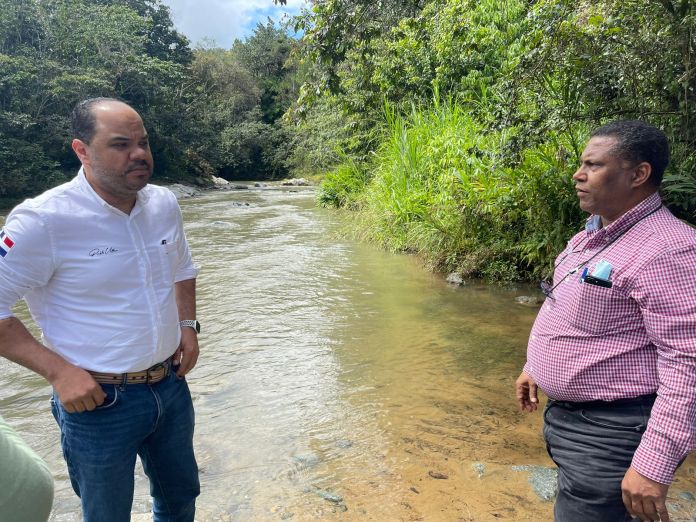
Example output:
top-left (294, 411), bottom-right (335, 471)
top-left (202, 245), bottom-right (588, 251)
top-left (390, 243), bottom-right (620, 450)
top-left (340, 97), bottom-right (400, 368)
top-left (549, 393), bottom-right (657, 410)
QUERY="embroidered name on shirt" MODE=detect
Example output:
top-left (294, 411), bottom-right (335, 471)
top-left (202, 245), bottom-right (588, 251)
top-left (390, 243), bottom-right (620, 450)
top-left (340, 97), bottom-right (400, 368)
top-left (0, 230), bottom-right (15, 258)
top-left (89, 247), bottom-right (119, 257)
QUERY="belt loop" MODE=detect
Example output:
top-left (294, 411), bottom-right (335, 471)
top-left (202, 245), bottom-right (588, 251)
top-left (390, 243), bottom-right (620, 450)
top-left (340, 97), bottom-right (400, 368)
top-left (119, 373), bottom-right (128, 391)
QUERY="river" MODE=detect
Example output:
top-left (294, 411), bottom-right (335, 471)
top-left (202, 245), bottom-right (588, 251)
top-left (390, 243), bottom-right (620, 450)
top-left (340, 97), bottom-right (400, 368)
top-left (1, 185), bottom-right (694, 521)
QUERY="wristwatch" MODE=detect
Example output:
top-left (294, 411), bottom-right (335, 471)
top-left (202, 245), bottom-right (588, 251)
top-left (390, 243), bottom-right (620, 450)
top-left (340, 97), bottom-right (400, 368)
top-left (179, 320), bottom-right (200, 334)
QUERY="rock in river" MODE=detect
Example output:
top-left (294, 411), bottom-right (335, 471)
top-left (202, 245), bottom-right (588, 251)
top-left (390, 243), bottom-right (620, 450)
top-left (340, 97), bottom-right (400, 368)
top-left (315, 489), bottom-right (343, 504)
top-left (511, 465), bottom-right (558, 501)
top-left (515, 295), bottom-right (540, 306)
top-left (281, 178), bottom-right (311, 186)
top-left (446, 273), bottom-right (464, 286)
top-left (293, 453), bottom-right (320, 470)
top-left (168, 184), bottom-right (201, 199)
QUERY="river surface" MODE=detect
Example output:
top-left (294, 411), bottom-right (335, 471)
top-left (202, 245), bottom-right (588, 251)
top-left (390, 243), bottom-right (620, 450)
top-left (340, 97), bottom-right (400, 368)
top-left (1, 186), bottom-right (694, 521)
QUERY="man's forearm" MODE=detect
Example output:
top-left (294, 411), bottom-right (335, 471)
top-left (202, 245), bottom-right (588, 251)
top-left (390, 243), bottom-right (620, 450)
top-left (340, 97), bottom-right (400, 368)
top-left (0, 317), bottom-right (107, 412)
top-left (175, 278), bottom-right (196, 321)
top-left (0, 317), bottom-right (72, 383)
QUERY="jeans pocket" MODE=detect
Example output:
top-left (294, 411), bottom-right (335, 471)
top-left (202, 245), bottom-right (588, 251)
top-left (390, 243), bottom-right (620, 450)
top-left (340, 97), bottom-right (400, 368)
top-left (579, 408), bottom-right (645, 432)
top-left (94, 385), bottom-right (120, 411)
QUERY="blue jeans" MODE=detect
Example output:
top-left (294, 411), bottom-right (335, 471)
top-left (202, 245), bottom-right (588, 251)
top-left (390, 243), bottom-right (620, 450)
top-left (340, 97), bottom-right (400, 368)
top-left (543, 396), bottom-right (655, 522)
top-left (51, 370), bottom-right (200, 522)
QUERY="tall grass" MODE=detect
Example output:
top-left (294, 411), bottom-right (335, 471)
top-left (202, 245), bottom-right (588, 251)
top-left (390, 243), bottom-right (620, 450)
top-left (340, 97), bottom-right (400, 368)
top-left (320, 98), bottom-right (586, 281)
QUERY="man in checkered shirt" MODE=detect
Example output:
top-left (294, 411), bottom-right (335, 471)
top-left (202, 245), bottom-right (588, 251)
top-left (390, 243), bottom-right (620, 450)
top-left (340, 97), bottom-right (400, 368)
top-left (516, 120), bottom-right (696, 522)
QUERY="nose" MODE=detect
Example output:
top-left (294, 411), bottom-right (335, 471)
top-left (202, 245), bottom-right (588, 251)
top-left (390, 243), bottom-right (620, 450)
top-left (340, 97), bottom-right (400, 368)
top-left (572, 165), bottom-right (586, 182)
top-left (130, 145), bottom-right (148, 161)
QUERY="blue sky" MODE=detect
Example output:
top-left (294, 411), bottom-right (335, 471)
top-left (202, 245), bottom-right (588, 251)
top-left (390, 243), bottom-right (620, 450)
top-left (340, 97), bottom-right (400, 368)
top-left (160, 0), bottom-right (307, 48)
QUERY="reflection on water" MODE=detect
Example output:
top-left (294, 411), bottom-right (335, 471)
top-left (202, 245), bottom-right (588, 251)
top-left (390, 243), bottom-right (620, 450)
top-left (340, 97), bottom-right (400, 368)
top-left (1, 187), bottom-right (694, 521)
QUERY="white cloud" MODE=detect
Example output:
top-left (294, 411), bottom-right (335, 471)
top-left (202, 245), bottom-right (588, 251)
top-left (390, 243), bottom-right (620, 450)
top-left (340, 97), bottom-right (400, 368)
top-left (161, 0), bottom-right (307, 48)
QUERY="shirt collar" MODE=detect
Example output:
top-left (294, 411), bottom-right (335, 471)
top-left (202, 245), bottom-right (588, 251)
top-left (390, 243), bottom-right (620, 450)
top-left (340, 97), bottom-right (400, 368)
top-left (584, 192), bottom-right (662, 241)
top-left (77, 167), bottom-right (150, 216)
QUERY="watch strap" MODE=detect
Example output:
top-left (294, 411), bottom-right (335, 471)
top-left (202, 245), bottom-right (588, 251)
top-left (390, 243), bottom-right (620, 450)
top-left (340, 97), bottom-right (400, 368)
top-left (179, 319), bottom-right (200, 333)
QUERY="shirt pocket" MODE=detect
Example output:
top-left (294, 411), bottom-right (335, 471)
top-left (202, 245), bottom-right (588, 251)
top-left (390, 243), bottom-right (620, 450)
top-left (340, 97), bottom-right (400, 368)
top-left (158, 241), bottom-right (179, 284)
top-left (564, 282), bottom-right (637, 335)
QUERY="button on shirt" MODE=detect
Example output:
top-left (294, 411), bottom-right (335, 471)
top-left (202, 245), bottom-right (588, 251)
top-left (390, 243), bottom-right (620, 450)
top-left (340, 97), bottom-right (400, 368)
top-left (0, 169), bottom-right (198, 373)
top-left (525, 192), bottom-right (696, 484)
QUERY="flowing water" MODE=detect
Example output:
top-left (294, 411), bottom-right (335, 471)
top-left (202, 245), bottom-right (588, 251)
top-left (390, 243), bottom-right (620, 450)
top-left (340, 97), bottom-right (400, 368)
top-left (1, 186), bottom-right (694, 521)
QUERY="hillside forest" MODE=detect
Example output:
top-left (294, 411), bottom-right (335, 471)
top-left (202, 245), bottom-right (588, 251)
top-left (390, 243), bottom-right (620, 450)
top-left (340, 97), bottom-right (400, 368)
top-left (1, 0), bottom-right (694, 279)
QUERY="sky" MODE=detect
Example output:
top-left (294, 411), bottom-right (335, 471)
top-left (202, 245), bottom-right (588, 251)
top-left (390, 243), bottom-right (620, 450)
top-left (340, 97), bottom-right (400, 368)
top-left (160, 0), bottom-right (308, 49)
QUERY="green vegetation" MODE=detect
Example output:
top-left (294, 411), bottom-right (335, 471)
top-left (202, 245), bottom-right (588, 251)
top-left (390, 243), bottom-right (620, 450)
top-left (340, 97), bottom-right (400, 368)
top-left (1, 0), bottom-right (694, 279)
top-left (0, 0), bottom-right (298, 198)
top-left (290, 0), bottom-right (696, 280)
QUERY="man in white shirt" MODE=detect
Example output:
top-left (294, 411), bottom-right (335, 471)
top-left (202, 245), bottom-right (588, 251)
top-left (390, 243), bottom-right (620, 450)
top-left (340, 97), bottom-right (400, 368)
top-left (0, 98), bottom-right (201, 521)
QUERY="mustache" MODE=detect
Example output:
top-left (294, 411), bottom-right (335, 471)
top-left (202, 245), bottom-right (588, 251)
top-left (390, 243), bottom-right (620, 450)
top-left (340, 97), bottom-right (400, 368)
top-left (126, 161), bottom-right (151, 172)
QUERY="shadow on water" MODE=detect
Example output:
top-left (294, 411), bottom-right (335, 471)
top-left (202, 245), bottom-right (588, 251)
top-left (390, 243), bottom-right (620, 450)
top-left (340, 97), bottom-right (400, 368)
top-left (1, 186), bottom-right (694, 521)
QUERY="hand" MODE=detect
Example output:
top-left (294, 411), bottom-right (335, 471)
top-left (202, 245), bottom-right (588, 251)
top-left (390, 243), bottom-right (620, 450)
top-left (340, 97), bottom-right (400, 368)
top-left (622, 467), bottom-right (670, 522)
top-left (516, 371), bottom-right (539, 412)
top-left (51, 364), bottom-right (105, 413)
top-left (173, 326), bottom-right (199, 378)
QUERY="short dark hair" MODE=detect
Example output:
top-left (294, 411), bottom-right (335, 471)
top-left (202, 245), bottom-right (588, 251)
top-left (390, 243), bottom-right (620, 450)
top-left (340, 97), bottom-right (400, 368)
top-left (591, 120), bottom-right (670, 186)
top-left (71, 97), bottom-right (124, 144)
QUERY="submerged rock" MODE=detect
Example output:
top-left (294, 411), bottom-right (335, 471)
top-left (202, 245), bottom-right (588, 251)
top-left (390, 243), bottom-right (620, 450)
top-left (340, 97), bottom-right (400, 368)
top-left (315, 489), bottom-right (343, 504)
top-left (446, 273), bottom-right (464, 286)
top-left (512, 465), bottom-right (558, 501)
top-left (679, 491), bottom-right (696, 501)
top-left (293, 453), bottom-right (320, 469)
top-left (515, 295), bottom-right (540, 306)
top-left (428, 470), bottom-right (449, 480)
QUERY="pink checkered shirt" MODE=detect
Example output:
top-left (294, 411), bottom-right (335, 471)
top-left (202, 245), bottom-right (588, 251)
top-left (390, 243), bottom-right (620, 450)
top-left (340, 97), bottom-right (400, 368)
top-left (525, 192), bottom-right (696, 484)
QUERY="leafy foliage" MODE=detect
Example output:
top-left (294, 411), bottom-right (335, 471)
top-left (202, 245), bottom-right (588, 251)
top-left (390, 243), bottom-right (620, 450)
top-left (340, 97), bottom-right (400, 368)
top-left (298, 0), bottom-right (696, 280)
top-left (0, 1), bottom-right (301, 196)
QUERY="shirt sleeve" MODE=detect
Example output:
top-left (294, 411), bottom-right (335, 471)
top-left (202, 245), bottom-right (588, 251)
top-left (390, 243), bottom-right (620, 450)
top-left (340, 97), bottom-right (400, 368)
top-left (0, 206), bottom-right (56, 319)
top-left (0, 415), bottom-right (54, 521)
top-left (631, 246), bottom-right (696, 484)
top-left (169, 193), bottom-right (199, 283)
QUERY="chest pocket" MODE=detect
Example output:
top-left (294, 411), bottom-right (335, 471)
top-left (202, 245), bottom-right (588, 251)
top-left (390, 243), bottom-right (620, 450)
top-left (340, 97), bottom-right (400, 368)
top-left (562, 281), bottom-right (640, 335)
top-left (156, 241), bottom-right (179, 284)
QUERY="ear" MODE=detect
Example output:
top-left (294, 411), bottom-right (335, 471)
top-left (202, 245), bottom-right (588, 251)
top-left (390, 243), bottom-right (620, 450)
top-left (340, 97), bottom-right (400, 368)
top-left (71, 139), bottom-right (90, 165)
top-left (631, 161), bottom-right (652, 188)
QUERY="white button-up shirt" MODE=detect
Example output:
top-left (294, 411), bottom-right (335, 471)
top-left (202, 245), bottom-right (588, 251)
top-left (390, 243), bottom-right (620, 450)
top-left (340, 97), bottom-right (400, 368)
top-left (0, 169), bottom-right (198, 372)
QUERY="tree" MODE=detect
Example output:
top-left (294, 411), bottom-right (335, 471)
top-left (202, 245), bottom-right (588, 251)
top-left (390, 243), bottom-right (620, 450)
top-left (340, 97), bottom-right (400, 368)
top-left (0, 0), bottom-right (193, 196)
top-left (232, 20), bottom-right (298, 122)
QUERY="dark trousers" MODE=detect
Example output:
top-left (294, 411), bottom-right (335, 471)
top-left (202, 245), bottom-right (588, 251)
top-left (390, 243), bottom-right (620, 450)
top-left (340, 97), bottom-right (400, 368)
top-left (543, 395), bottom-right (656, 522)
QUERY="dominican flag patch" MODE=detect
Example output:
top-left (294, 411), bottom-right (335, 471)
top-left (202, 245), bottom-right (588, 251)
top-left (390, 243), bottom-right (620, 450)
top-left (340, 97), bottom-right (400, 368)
top-left (0, 229), bottom-right (14, 257)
